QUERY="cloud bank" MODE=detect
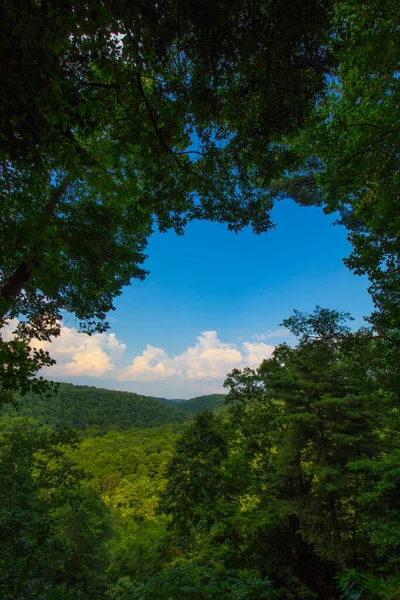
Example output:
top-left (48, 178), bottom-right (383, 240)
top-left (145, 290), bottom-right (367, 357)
top-left (2, 320), bottom-right (284, 395)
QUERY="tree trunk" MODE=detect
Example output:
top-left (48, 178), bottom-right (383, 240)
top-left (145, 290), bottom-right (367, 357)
top-left (328, 492), bottom-right (347, 571)
top-left (0, 176), bottom-right (69, 322)
top-left (0, 262), bottom-right (32, 320)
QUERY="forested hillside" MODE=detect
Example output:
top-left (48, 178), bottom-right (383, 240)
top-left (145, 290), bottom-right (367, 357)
top-left (2, 383), bottom-right (226, 433)
top-left (3, 383), bottom-right (188, 433)
top-left (1, 0), bottom-right (399, 599)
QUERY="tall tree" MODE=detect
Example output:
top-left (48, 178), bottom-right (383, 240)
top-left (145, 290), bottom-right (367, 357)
top-left (160, 412), bottom-right (229, 531)
top-left (223, 308), bottom-right (389, 596)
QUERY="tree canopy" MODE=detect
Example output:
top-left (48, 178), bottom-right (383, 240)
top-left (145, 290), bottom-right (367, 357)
top-left (0, 0), bottom-right (337, 393)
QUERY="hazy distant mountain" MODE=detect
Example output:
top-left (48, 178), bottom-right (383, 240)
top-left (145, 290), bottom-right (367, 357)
top-left (177, 394), bottom-right (226, 414)
top-left (153, 397), bottom-right (186, 406)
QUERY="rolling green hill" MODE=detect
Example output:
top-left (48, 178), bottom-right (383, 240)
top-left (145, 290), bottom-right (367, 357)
top-left (4, 383), bottom-right (187, 434)
top-left (2, 384), bottom-right (226, 434)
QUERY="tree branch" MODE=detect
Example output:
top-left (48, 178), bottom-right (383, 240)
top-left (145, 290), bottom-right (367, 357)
top-left (135, 71), bottom-right (205, 182)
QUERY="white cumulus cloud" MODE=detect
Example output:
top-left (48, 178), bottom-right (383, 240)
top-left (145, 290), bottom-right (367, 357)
top-left (36, 327), bottom-right (126, 377)
top-left (117, 331), bottom-right (243, 382)
top-left (116, 330), bottom-right (271, 383)
top-left (118, 345), bottom-right (180, 381)
top-left (243, 341), bottom-right (275, 368)
top-left (173, 331), bottom-right (243, 380)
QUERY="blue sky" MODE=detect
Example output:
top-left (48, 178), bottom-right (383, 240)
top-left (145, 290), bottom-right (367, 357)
top-left (28, 199), bottom-right (373, 399)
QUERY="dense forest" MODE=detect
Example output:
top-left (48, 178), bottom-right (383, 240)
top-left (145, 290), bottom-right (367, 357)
top-left (3, 384), bottom-right (226, 431)
top-left (1, 0), bottom-right (399, 598)
top-left (4, 383), bottom-right (188, 432)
